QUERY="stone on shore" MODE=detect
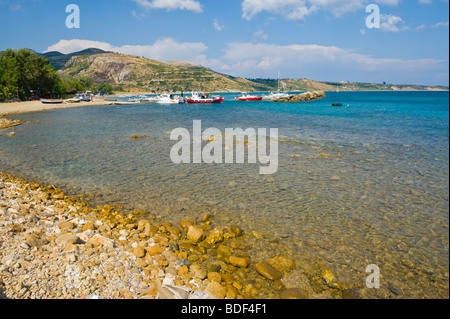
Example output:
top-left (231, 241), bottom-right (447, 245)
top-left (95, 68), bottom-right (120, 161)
top-left (58, 220), bottom-right (75, 230)
top-left (55, 234), bottom-right (82, 245)
top-left (206, 281), bottom-right (227, 299)
top-left (133, 245), bottom-right (146, 258)
top-left (187, 225), bottom-right (205, 244)
top-left (89, 234), bottom-right (115, 248)
top-left (25, 234), bottom-right (49, 247)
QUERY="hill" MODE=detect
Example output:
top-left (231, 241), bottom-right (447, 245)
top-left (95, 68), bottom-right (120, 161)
top-left (42, 48), bottom-right (448, 93)
top-left (57, 51), bottom-right (272, 93)
top-left (41, 48), bottom-right (109, 71)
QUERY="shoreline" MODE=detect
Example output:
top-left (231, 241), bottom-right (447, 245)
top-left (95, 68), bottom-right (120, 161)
top-left (2, 90), bottom-right (448, 117)
top-left (0, 171), bottom-right (345, 300)
top-left (0, 99), bottom-right (109, 117)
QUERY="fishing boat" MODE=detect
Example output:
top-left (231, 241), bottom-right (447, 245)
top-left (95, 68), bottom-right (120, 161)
top-left (235, 93), bottom-right (263, 101)
top-left (154, 94), bottom-right (186, 104)
top-left (40, 99), bottom-right (64, 104)
top-left (186, 92), bottom-right (224, 104)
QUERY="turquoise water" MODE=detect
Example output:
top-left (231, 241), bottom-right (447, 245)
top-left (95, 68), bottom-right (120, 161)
top-left (1, 91), bottom-right (449, 298)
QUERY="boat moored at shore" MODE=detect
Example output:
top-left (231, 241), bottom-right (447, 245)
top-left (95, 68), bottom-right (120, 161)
top-left (186, 92), bottom-right (224, 104)
top-left (40, 99), bottom-right (64, 104)
top-left (235, 93), bottom-right (263, 101)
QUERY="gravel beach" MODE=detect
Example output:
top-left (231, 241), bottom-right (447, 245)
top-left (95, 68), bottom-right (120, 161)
top-left (0, 173), bottom-right (344, 300)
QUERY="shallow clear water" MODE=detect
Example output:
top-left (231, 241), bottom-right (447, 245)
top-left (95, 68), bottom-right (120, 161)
top-left (1, 91), bottom-right (448, 298)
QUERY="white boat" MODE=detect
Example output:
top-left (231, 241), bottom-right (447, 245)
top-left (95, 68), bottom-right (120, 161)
top-left (65, 98), bottom-right (81, 103)
top-left (127, 95), bottom-right (147, 103)
top-left (262, 72), bottom-right (289, 100)
top-left (262, 92), bottom-right (290, 100)
top-left (154, 94), bottom-right (186, 104)
top-left (140, 96), bottom-right (160, 103)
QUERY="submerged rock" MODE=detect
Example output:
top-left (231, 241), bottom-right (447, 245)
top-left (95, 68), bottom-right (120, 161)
top-left (255, 261), bottom-right (283, 281)
top-left (279, 288), bottom-right (309, 299)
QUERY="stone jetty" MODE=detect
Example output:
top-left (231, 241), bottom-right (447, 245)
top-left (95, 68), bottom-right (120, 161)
top-left (273, 91), bottom-right (326, 102)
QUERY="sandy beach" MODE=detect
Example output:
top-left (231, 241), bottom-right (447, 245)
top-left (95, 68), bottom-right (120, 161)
top-left (0, 99), bottom-right (109, 117)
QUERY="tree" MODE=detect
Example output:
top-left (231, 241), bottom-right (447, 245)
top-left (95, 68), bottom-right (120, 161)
top-left (0, 49), bottom-right (65, 100)
top-left (97, 83), bottom-right (114, 94)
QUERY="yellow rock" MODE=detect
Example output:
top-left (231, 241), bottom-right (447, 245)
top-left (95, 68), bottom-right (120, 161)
top-left (208, 272), bottom-right (222, 283)
top-left (279, 288), bottom-right (309, 299)
top-left (255, 261), bottom-right (283, 280)
top-left (266, 256), bottom-right (295, 272)
top-left (187, 225), bottom-right (205, 244)
top-left (229, 256), bottom-right (250, 268)
top-left (133, 245), bottom-right (146, 258)
top-left (206, 281), bottom-right (227, 299)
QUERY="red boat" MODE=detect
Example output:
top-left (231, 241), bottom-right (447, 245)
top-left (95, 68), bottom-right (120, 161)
top-left (186, 92), bottom-right (224, 104)
top-left (235, 93), bottom-right (263, 101)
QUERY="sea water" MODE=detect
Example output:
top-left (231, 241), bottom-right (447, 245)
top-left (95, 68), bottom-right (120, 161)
top-left (1, 91), bottom-right (448, 298)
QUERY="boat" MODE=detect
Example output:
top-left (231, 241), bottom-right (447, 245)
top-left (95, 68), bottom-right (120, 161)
top-left (108, 101), bottom-right (141, 106)
top-left (186, 92), bottom-right (224, 104)
top-left (235, 93), bottom-right (263, 101)
top-left (40, 99), bottom-right (64, 104)
top-left (65, 98), bottom-right (81, 103)
top-left (154, 94), bottom-right (186, 104)
top-left (262, 92), bottom-right (290, 100)
top-left (332, 103), bottom-right (343, 107)
top-left (127, 95), bottom-right (146, 103)
top-left (262, 72), bottom-right (289, 101)
top-left (140, 96), bottom-right (160, 103)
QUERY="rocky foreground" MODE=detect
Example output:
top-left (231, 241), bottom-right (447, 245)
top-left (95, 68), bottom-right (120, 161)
top-left (0, 172), bottom-right (353, 300)
top-left (273, 91), bottom-right (326, 102)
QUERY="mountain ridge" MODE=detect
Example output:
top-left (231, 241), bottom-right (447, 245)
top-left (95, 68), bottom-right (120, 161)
top-left (41, 49), bottom-right (449, 93)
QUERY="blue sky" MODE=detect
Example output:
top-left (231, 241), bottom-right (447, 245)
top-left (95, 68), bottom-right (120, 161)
top-left (0, 0), bottom-right (448, 85)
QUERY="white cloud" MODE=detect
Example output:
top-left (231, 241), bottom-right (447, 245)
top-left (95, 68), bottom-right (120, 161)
top-left (380, 14), bottom-right (407, 32)
top-left (431, 21), bottom-right (449, 28)
top-left (132, 0), bottom-right (203, 13)
top-left (241, 0), bottom-right (400, 20)
top-left (44, 38), bottom-right (209, 63)
top-left (44, 38), bottom-right (447, 85)
top-left (252, 28), bottom-right (269, 42)
top-left (214, 41), bottom-right (445, 84)
top-left (213, 19), bottom-right (225, 31)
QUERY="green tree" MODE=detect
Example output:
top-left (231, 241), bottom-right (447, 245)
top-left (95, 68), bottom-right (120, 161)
top-left (0, 49), bottom-right (65, 100)
top-left (97, 83), bottom-right (114, 94)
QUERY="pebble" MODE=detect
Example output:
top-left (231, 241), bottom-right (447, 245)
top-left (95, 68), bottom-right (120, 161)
top-left (187, 226), bottom-right (205, 244)
top-left (206, 281), bottom-right (227, 299)
top-left (0, 173), bottom-right (308, 300)
top-left (255, 262), bottom-right (283, 281)
top-left (133, 245), bottom-right (146, 258)
top-left (229, 256), bottom-right (250, 268)
top-left (279, 288), bottom-right (309, 299)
